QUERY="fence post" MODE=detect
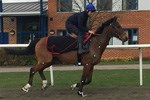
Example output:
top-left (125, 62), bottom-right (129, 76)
top-left (50, 65), bottom-right (54, 86)
top-left (139, 48), bottom-right (143, 86)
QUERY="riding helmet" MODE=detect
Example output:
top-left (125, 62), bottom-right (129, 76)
top-left (86, 3), bottom-right (96, 12)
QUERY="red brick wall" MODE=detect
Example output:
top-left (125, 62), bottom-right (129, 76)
top-left (48, 1), bottom-right (150, 59)
top-left (48, 0), bottom-right (73, 36)
top-left (3, 17), bottom-right (17, 44)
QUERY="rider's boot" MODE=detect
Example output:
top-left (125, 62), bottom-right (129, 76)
top-left (78, 43), bottom-right (88, 54)
top-left (78, 36), bottom-right (89, 54)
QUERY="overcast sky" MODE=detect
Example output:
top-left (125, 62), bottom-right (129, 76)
top-left (2, 0), bottom-right (47, 3)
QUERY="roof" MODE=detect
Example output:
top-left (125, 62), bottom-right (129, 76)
top-left (0, 1), bottom-right (48, 16)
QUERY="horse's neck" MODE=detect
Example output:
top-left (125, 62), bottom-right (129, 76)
top-left (92, 32), bottom-right (111, 47)
top-left (91, 25), bottom-right (114, 50)
top-left (99, 27), bottom-right (113, 44)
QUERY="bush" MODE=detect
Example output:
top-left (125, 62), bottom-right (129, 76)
top-left (0, 49), bottom-right (36, 66)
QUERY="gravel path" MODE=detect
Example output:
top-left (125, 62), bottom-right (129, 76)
top-left (0, 64), bottom-right (150, 72)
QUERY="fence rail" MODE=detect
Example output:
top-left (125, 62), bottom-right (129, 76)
top-left (1, 44), bottom-right (150, 86)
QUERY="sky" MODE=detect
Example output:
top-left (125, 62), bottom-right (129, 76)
top-left (2, 0), bottom-right (47, 3)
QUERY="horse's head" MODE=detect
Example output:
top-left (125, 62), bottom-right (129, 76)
top-left (109, 17), bottom-right (128, 42)
top-left (95, 17), bottom-right (128, 42)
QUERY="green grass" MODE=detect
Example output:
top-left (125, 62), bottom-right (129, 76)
top-left (1, 69), bottom-right (150, 88)
top-left (100, 60), bottom-right (150, 65)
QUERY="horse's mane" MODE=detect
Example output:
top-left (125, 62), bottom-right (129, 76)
top-left (95, 17), bottom-right (117, 34)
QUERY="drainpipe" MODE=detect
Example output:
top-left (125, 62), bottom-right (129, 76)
top-left (40, 0), bottom-right (45, 37)
top-left (0, 0), bottom-right (4, 44)
top-left (40, 0), bottom-right (43, 14)
top-left (0, 0), bottom-right (3, 33)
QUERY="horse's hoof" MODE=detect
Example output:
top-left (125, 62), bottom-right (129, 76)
top-left (77, 91), bottom-right (87, 97)
top-left (21, 83), bottom-right (31, 92)
top-left (41, 80), bottom-right (48, 91)
top-left (41, 86), bottom-right (48, 91)
top-left (21, 87), bottom-right (29, 92)
top-left (70, 84), bottom-right (77, 90)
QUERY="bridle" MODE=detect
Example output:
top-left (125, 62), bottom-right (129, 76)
top-left (110, 23), bottom-right (124, 40)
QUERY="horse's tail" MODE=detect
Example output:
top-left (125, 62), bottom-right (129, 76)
top-left (5, 39), bottom-right (40, 55)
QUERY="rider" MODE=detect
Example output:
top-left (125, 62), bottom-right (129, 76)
top-left (65, 3), bottom-right (96, 54)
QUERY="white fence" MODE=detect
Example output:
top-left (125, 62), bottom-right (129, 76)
top-left (1, 44), bottom-right (150, 86)
top-left (107, 44), bottom-right (150, 86)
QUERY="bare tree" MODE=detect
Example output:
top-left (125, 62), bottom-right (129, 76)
top-left (60, 0), bottom-right (124, 31)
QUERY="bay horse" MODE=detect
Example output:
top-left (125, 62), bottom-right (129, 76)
top-left (5, 17), bottom-right (128, 97)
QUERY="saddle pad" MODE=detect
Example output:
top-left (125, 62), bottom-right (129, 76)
top-left (46, 36), bottom-right (77, 54)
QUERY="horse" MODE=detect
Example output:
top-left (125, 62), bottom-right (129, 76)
top-left (5, 16), bottom-right (128, 97)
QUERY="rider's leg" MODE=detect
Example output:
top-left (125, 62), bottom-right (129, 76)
top-left (66, 23), bottom-right (88, 54)
top-left (78, 35), bottom-right (89, 54)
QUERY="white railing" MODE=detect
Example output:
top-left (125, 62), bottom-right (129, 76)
top-left (0, 44), bottom-right (28, 47)
top-left (107, 44), bottom-right (150, 86)
top-left (1, 44), bottom-right (150, 86)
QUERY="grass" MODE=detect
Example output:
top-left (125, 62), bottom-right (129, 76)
top-left (1, 69), bottom-right (150, 88)
top-left (100, 60), bottom-right (150, 65)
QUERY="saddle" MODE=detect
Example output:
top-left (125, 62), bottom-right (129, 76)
top-left (46, 34), bottom-right (91, 54)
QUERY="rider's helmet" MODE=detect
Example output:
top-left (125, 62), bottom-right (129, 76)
top-left (86, 3), bottom-right (96, 12)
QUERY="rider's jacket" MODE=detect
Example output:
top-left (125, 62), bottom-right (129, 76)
top-left (65, 11), bottom-right (89, 34)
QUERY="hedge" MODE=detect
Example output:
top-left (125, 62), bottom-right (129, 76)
top-left (0, 48), bottom-right (36, 66)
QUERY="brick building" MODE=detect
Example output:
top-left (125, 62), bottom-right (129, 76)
top-left (48, 0), bottom-right (150, 59)
top-left (0, 0), bottom-right (48, 44)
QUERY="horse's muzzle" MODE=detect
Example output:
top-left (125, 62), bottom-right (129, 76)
top-left (122, 36), bottom-right (128, 42)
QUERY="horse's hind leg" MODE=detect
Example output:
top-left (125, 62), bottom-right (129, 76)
top-left (39, 69), bottom-right (48, 90)
top-left (38, 63), bottom-right (51, 90)
top-left (22, 63), bottom-right (49, 92)
top-left (22, 65), bottom-right (38, 92)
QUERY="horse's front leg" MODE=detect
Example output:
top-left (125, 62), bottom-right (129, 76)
top-left (71, 70), bottom-right (93, 90)
top-left (77, 65), bottom-right (94, 97)
top-left (77, 75), bottom-right (87, 97)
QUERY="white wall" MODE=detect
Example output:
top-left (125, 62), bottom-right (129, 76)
top-left (2, 0), bottom-right (48, 3)
top-left (112, 37), bottom-right (123, 45)
top-left (139, 0), bottom-right (150, 10)
top-left (112, 0), bottom-right (122, 11)
top-left (112, 0), bottom-right (150, 11)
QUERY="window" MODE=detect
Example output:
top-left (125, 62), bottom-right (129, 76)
top-left (124, 29), bottom-right (138, 45)
top-left (22, 17), bottom-right (39, 32)
top-left (97, 0), bottom-right (112, 11)
top-left (122, 0), bottom-right (138, 10)
top-left (57, 0), bottom-right (72, 12)
top-left (109, 29), bottom-right (138, 45)
top-left (57, 30), bottom-right (67, 36)
top-left (72, 0), bottom-right (86, 12)
top-left (109, 37), bottom-right (124, 45)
